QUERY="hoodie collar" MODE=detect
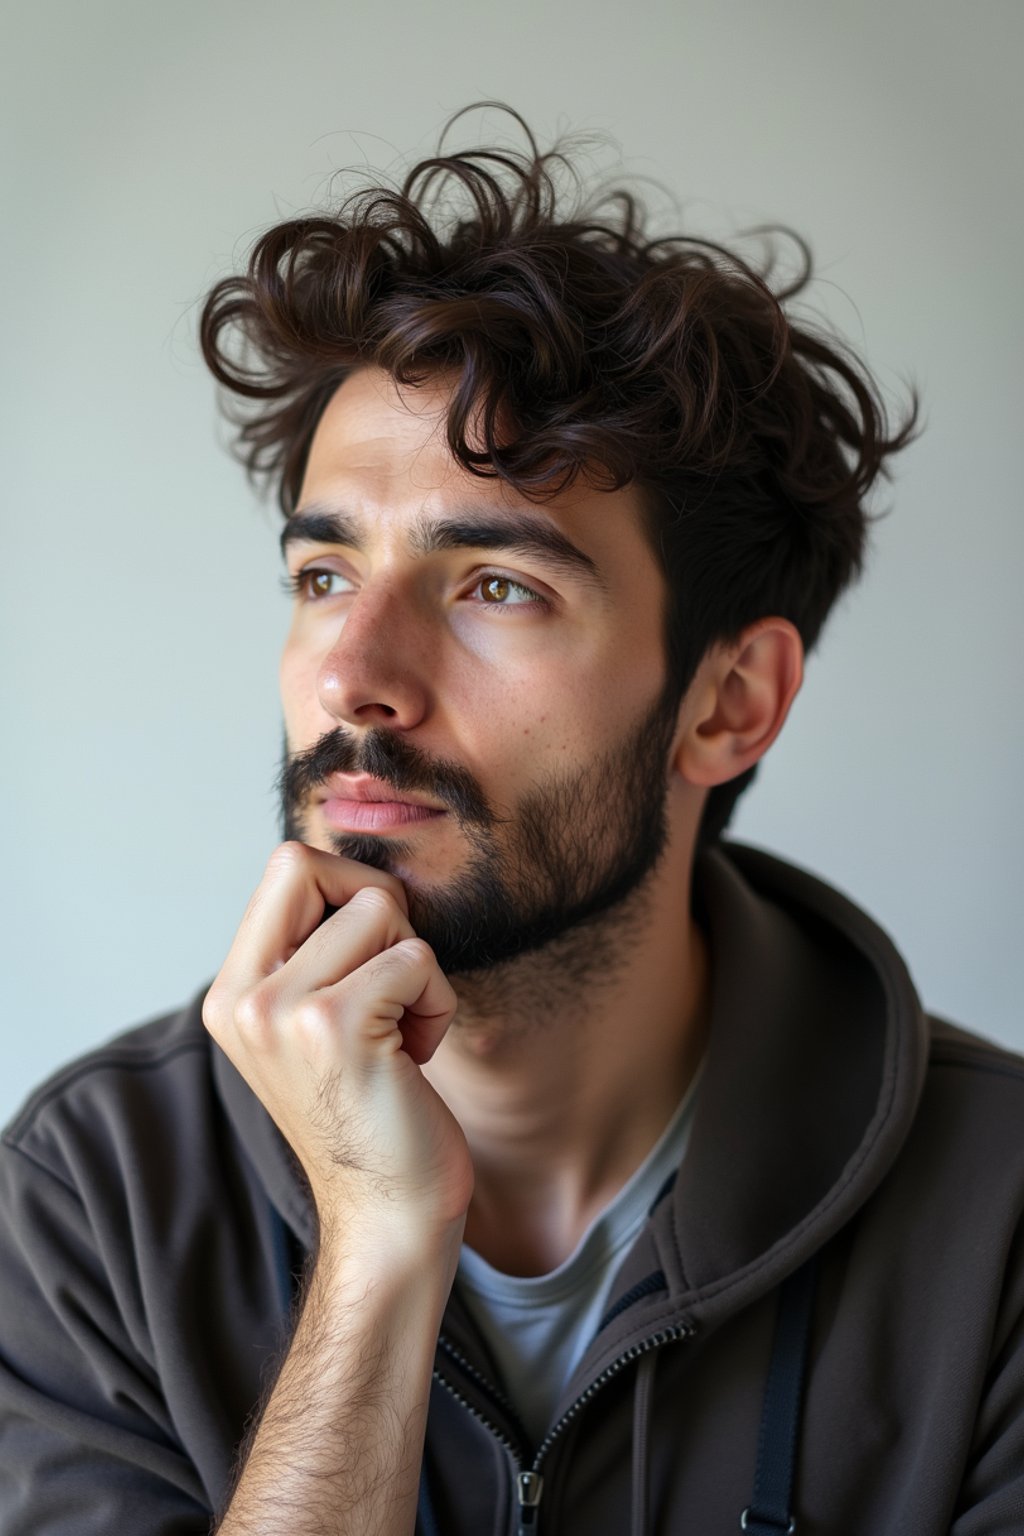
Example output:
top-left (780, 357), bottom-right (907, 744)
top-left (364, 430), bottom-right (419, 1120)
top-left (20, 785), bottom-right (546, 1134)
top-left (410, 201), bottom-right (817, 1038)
top-left (651, 841), bottom-right (929, 1311)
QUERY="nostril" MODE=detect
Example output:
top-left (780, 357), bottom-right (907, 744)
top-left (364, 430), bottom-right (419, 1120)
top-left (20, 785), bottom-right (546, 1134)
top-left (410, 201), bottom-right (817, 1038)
top-left (315, 640), bottom-right (428, 731)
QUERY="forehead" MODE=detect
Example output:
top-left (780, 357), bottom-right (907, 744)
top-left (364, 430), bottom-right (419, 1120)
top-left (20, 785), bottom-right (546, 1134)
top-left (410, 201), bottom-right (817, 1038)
top-left (304, 367), bottom-right (457, 490)
top-left (297, 367), bottom-right (661, 579)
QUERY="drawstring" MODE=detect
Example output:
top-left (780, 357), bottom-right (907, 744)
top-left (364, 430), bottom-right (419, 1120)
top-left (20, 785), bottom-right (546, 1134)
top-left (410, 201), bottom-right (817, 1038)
top-left (596, 1270), bottom-right (668, 1335)
top-left (630, 1351), bottom-right (658, 1536)
top-left (266, 1109), bottom-right (818, 1534)
top-left (741, 1254), bottom-right (820, 1534)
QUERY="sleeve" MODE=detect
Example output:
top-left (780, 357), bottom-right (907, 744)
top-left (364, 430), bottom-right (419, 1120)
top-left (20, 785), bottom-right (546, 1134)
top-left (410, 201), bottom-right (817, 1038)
top-left (0, 1137), bottom-right (212, 1535)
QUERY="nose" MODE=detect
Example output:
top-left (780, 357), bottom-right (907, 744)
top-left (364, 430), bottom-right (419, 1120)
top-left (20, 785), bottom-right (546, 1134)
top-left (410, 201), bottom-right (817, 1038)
top-left (316, 583), bottom-right (431, 730)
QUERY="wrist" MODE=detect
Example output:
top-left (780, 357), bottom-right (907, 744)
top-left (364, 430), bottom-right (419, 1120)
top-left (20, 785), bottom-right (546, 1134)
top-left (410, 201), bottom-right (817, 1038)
top-left (314, 1208), bottom-right (466, 1296)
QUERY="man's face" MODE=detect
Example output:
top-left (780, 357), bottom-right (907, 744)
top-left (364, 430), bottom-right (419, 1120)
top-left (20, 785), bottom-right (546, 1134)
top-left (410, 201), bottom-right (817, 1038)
top-left (279, 368), bottom-right (682, 973)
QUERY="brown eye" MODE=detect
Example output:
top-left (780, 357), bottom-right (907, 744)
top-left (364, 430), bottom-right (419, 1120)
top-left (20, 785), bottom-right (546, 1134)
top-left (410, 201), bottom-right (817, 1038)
top-left (291, 569), bottom-right (351, 600)
top-left (475, 574), bottom-right (542, 607)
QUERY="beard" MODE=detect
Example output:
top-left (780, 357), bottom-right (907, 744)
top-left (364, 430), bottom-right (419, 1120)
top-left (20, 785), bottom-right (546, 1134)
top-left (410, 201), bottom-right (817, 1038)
top-left (279, 685), bottom-right (680, 976)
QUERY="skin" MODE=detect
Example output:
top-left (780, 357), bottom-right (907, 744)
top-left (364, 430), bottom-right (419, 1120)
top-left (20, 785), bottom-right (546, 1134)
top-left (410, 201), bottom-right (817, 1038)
top-left (204, 367), bottom-right (804, 1534)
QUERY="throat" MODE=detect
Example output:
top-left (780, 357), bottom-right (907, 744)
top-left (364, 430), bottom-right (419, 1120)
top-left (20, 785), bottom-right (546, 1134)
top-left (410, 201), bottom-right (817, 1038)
top-left (462, 1052), bottom-right (705, 1277)
top-left (420, 848), bottom-right (711, 1278)
top-left (463, 1175), bottom-right (636, 1276)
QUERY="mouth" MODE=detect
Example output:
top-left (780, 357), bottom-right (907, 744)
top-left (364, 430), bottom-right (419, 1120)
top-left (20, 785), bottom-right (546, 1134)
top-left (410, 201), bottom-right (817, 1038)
top-left (316, 774), bottom-right (448, 833)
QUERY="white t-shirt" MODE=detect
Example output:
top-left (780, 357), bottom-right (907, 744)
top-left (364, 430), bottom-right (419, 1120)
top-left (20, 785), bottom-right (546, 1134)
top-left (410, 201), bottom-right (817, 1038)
top-left (456, 1066), bottom-right (703, 1445)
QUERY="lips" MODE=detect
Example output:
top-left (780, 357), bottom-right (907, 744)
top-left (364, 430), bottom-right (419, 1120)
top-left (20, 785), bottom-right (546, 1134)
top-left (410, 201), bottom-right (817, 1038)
top-left (317, 774), bottom-right (447, 832)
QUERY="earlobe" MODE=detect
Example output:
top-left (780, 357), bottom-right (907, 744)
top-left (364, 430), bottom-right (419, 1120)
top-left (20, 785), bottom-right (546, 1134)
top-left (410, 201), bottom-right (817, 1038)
top-left (674, 619), bottom-right (804, 788)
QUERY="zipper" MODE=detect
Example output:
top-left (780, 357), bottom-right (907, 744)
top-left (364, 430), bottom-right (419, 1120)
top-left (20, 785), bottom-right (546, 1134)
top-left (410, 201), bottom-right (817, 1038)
top-left (435, 1322), bottom-right (695, 1535)
top-left (516, 1471), bottom-right (543, 1531)
top-left (528, 1323), bottom-right (694, 1470)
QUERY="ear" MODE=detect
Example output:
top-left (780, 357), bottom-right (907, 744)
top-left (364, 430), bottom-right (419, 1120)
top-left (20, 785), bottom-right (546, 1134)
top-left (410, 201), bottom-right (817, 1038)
top-left (673, 618), bottom-right (804, 787)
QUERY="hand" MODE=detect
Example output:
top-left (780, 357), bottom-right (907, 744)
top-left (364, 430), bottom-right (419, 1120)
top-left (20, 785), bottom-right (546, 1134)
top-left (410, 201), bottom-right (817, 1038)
top-left (203, 843), bottom-right (473, 1249)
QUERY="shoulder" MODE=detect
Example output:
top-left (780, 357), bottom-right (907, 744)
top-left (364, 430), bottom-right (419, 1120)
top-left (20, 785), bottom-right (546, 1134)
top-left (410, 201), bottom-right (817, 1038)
top-left (0, 992), bottom-right (283, 1525)
top-left (897, 1016), bottom-right (1024, 1219)
top-left (923, 1015), bottom-right (1024, 1137)
top-left (927, 1014), bottom-right (1024, 1081)
top-left (0, 986), bottom-right (290, 1336)
top-left (1, 989), bottom-right (215, 1190)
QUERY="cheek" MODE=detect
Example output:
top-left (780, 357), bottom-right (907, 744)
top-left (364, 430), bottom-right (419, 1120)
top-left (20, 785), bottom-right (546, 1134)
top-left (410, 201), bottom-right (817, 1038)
top-left (279, 643), bottom-right (318, 737)
top-left (471, 669), bottom-right (615, 770)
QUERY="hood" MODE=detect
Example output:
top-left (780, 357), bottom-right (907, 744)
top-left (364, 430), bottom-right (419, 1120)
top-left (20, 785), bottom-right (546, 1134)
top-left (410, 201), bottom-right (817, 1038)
top-left (592, 839), bottom-right (929, 1353)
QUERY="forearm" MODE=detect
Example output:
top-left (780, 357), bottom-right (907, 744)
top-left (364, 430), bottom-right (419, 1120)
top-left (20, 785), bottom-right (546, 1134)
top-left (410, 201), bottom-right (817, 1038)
top-left (215, 1227), bottom-right (461, 1536)
top-left (205, 849), bottom-right (472, 1534)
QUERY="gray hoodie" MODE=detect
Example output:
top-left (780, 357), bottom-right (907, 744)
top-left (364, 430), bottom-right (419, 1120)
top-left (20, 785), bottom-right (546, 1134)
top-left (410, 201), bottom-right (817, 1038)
top-left (2, 843), bottom-right (1023, 1533)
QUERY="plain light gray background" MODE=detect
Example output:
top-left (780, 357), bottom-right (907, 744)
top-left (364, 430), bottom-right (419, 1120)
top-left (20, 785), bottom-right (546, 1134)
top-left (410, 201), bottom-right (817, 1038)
top-left (2, 0), bottom-right (1021, 1126)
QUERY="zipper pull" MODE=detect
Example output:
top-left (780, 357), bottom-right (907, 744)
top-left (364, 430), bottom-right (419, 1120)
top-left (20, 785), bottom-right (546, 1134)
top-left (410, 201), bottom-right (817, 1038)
top-left (516, 1471), bottom-right (544, 1534)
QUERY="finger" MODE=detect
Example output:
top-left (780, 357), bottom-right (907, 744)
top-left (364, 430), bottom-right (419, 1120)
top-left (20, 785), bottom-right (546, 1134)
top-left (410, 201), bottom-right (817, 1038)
top-left (218, 842), bottom-right (409, 989)
top-left (266, 885), bottom-right (417, 1004)
top-left (323, 938), bottom-right (458, 1065)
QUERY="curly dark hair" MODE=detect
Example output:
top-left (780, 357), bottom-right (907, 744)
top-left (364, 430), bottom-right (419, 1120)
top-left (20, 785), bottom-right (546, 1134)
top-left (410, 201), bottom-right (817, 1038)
top-left (200, 107), bottom-right (918, 843)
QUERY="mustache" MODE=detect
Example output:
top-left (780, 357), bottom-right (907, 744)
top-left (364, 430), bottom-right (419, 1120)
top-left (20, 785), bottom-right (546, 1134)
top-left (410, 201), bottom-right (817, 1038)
top-left (278, 727), bottom-right (493, 826)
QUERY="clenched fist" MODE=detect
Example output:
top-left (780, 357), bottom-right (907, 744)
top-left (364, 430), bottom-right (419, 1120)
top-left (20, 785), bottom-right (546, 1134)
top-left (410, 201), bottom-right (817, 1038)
top-left (203, 842), bottom-right (473, 1251)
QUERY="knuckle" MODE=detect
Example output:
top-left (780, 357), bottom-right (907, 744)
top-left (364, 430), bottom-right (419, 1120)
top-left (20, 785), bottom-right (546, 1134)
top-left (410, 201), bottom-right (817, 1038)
top-left (233, 985), bottom-right (275, 1043)
top-left (292, 994), bottom-right (335, 1039)
top-left (348, 885), bottom-right (400, 921)
top-left (201, 985), bottom-right (227, 1036)
top-left (393, 936), bottom-right (434, 968)
top-left (265, 840), bottom-right (311, 881)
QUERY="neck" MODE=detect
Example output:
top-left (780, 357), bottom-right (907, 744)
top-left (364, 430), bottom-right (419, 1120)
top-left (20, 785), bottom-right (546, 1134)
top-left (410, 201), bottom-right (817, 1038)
top-left (421, 831), bottom-right (710, 1276)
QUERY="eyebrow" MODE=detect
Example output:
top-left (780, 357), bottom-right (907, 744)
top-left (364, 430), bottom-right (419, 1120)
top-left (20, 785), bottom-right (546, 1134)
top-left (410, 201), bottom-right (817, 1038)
top-left (280, 506), bottom-right (608, 591)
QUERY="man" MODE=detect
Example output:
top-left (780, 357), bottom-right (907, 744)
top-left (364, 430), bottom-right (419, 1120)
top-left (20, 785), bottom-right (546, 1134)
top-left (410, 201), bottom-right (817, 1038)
top-left (2, 114), bottom-right (1022, 1535)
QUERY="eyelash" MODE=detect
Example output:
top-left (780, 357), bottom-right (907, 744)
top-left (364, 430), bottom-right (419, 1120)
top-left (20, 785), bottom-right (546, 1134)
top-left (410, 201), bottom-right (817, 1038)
top-left (280, 569), bottom-right (548, 609)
